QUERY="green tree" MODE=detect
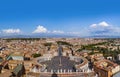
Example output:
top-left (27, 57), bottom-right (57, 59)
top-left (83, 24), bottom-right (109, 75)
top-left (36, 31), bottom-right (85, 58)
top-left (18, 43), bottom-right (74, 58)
top-left (32, 53), bottom-right (41, 58)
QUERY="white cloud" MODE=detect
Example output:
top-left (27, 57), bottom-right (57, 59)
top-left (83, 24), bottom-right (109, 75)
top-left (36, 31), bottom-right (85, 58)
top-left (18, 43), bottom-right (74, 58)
top-left (33, 25), bottom-right (65, 34)
top-left (2, 29), bottom-right (21, 34)
top-left (90, 24), bottom-right (97, 28)
top-left (98, 21), bottom-right (109, 27)
top-left (33, 25), bottom-right (47, 33)
top-left (89, 21), bottom-right (120, 36)
top-left (67, 32), bottom-right (80, 34)
top-left (52, 30), bottom-right (64, 34)
top-left (90, 21), bottom-right (109, 28)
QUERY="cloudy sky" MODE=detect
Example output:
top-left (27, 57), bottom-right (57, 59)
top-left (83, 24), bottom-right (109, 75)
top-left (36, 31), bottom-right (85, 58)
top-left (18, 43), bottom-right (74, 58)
top-left (0, 0), bottom-right (120, 37)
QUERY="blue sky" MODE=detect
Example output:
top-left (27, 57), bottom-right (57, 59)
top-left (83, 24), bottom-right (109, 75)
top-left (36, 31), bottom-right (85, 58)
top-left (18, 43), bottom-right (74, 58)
top-left (0, 0), bottom-right (120, 37)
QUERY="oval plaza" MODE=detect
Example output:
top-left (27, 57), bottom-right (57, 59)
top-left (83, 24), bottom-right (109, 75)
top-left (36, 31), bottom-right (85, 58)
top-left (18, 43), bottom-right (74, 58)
top-left (30, 46), bottom-right (95, 77)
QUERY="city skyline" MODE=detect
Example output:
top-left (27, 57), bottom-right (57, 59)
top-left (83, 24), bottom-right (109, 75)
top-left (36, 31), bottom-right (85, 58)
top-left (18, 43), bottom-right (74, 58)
top-left (0, 0), bottom-right (120, 37)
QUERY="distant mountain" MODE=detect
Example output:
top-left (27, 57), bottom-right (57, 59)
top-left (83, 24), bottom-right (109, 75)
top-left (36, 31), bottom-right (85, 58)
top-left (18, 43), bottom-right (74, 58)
top-left (0, 34), bottom-right (120, 38)
top-left (0, 34), bottom-right (77, 38)
top-left (88, 35), bottom-right (120, 38)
